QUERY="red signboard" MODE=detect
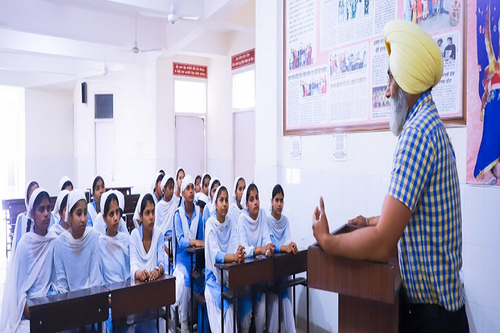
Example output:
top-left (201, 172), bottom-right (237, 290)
top-left (173, 62), bottom-right (207, 78)
top-left (231, 49), bottom-right (255, 70)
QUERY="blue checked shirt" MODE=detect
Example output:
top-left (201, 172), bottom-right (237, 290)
top-left (388, 90), bottom-right (464, 311)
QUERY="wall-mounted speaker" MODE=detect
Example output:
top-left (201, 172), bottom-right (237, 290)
top-left (81, 82), bottom-right (87, 104)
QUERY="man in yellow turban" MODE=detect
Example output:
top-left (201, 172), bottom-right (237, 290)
top-left (312, 20), bottom-right (469, 333)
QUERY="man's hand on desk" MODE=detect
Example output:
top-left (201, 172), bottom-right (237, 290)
top-left (312, 196), bottom-right (330, 245)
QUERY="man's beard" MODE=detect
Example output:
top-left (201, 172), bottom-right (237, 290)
top-left (389, 87), bottom-right (409, 136)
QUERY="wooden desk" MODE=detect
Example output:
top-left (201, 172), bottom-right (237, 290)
top-left (308, 224), bottom-right (401, 333)
top-left (87, 186), bottom-right (134, 197)
top-left (123, 194), bottom-right (140, 232)
top-left (28, 286), bottom-right (109, 333)
top-left (106, 275), bottom-right (176, 328)
top-left (184, 246), bottom-right (205, 333)
top-left (108, 186), bottom-right (133, 196)
top-left (273, 250), bottom-right (309, 333)
top-left (215, 255), bottom-right (274, 333)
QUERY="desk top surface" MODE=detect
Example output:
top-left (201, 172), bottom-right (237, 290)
top-left (184, 245), bottom-right (204, 253)
top-left (105, 274), bottom-right (175, 292)
top-left (215, 254), bottom-right (272, 270)
top-left (28, 285), bottom-right (109, 307)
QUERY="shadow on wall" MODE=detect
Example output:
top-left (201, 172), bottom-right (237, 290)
top-left (296, 283), bottom-right (335, 333)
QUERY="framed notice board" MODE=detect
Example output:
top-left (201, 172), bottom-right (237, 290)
top-left (283, 0), bottom-right (465, 135)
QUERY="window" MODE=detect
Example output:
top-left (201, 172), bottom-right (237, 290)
top-left (174, 80), bottom-right (207, 114)
top-left (232, 69), bottom-right (255, 110)
top-left (95, 94), bottom-right (113, 119)
top-left (0, 86), bottom-right (25, 199)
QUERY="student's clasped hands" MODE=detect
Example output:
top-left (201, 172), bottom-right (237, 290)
top-left (235, 245), bottom-right (245, 263)
top-left (286, 241), bottom-right (298, 254)
top-left (264, 243), bottom-right (276, 257)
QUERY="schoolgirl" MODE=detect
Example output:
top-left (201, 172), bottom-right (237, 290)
top-left (267, 184), bottom-right (298, 333)
top-left (237, 183), bottom-right (275, 333)
top-left (130, 193), bottom-right (166, 333)
top-left (49, 189), bottom-right (70, 235)
top-left (0, 188), bottom-right (58, 332)
top-left (12, 181), bottom-right (39, 253)
top-left (173, 175), bottom-right (204, 332)
top-left (204, 186), bottom-right (244, 332)
top-left (87, 175), bottom-right (106, 227)
top-left (53, 190), bottom-right (101, 293)
top-left (174, 168), bottom-right (186, 199)
top-left (227, 177), bottom-right (246, 231)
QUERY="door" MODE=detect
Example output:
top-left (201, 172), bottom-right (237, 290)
top-left (233, 111), bottom-right (255, 183)
top-left (95, 121), bottom-right (115, 181)
top-left (175, 115), bottom-right (205, 177)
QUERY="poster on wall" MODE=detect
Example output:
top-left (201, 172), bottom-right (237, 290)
top-left (466, 0), bottom-right (500, 186)
top-left (283, 0), bottom-right (465, 135)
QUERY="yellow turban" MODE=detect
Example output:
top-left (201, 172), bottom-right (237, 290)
top-left (383, 20), bottom-right (443, 94)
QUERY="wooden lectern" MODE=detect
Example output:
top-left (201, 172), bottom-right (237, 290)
top-left (308, 224), bottom-right (401, 332)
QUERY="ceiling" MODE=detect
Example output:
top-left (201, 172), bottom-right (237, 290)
top-left (0, 0), bottom-right (255, 90)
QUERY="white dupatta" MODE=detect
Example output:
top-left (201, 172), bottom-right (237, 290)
top-left (266, 213), bottom-right (292, 248)
top-left (99, 232), bottom-right (131, 284)
top-left (0, 231), bottom-right (57, 333)
top-left (237, 208), bottom-right (272, 256)
top-left (205, 215), bottom-right (237, 285)
top-left (54, 228), bottom-right (101, 293)
top-left (129, 225), bottom-right (162, 277)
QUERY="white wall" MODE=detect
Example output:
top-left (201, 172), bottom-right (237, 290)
top-left (25, 88), bottom-right (74, 195)
top-left (255, 1), bottom-right (500, 332)
top-left (73, 55), bottom-right (158, 195)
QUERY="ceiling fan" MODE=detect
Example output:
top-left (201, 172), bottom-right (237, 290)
top-left (86, 45), bottom-right (122, 77)
top-left (128, 14), bottom-right (161, 54)
top-left (167, 0), bottom-right (200, 24)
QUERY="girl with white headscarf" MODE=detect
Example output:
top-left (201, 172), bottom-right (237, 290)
top-left (129, 193), bottom-right (165, 333)
top-left (58, 176), bottom-right (73, 191)
top-left (0, 188), bottom-right (58, 333)
top-left (53, 190), bottom-right (102, 294)
top-left (204, 186), bottom-right (244, 333)
top-left (172, 175), bottom-right (205, 333)
top-left (174, 168), bottom-right (185, 199)
top-left (200, 173), bottom-right (211, 197)
top-left (237, 183), bottom-right (275, 333)
top-left (99, 191), bottom-right (131, 333)
top-left (151, 172), bottom-right (164, 204)
top-left (266, 184), bottom-right (298, 333)
top-left (155, 174), bottom-right (178, 237)
top-left (93, 190), bottom-right (127, 235)
top-left (227, 176), bottom-right (246, 232)
top-left (87, 175), bottom-right (105, 227)
top-left (12, 181), bottom-right (39, 254)
top-left (49, 190), bottom-right (70, 236)
top-left (202, 177), bottom-right (220, 226)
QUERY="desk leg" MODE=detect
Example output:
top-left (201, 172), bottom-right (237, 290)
top-left (307, 272), bottom-right (309, 333)
top-left (293, 274), bottom-right (296, 322)
top-left (190, 253), bottom-right (194, 333)
top-left (221, 269), bottom-right (224, 333)
top-left (278, 279), bottom-right (282, 333)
